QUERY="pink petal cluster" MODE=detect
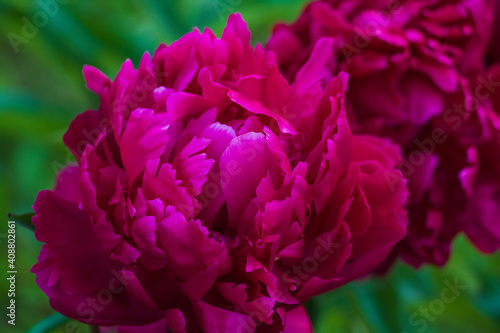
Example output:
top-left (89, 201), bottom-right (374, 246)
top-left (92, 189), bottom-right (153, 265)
top-left (267, 0), bottom-right (498, 267)
top-left (32, 14), bottom-right (408, 331)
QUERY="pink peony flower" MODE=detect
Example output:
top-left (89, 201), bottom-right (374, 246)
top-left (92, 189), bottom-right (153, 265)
top-left (32, 14), bottom-right (407, 332)
top-left (267, 0), bottom-right (495, 267)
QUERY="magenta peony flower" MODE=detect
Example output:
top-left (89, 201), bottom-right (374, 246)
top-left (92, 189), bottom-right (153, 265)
top-left (267, 0), bottom-right (496, 267)
top-left (268, 0), bottom-right (493, 133)
top-left (458, 64), bottom-right (500, 253)
top-left (32, 14), bottom-right (407, 332)
top-left (486, 0), bottom-right (500, 64)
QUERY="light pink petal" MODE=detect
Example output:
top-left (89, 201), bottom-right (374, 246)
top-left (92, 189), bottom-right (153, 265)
top-left (219, 132), bottom-right (281, 228)
top-left (196, 122), bottom-right (237, 227)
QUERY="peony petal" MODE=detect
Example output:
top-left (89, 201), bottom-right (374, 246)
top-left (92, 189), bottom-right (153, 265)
top-left (120, 108), bottom-right (170, 183)
top-left (32, 191), bottom-right (114, 293)
top-left (164, 309), bottom-right (187, 333)
top-left (196, 122), bottom-right (237, 227)
top-left (195, 301), bottom-right (256, 333)
top-left (99, 319), bottom-right (169, 333)
top-left (284, 306), bottom-right (313, 333)
top-left (156, 214), bottom-right (230, 280)
top-left (53, 166), bottom-right (81, 203)
top-left (294, 37), bottom-right (334, 91)
top-left (219, 132), bottom-right (281, 229)
top-left (83, 65), bottom-right (111, 95)
top-left (142, 159), bottom-right (196, 218)
top-left (167, 92), bottom-right (214, 121)
top-left (228, 90), bottom-right (298, 135)
top-left (172, 137), bottom-right (214, 197)
top-left (63, 109), bottom-right (104, 159)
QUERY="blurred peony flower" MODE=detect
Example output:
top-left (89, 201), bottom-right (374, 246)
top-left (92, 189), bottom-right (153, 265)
top-left (268, 0), bottom-right (493, 82)
top-left (32, 14), bottom-right (407, 332)
top-left (486, 0), bottom-right (500, 64)
top-left (267, 0), bottom-right (495, 267)
top-left (458, 64), bottom-right (500, 254)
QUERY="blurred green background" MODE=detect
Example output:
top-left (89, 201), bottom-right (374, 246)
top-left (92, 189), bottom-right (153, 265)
top-left (0, 0), bottom-right (499, 332)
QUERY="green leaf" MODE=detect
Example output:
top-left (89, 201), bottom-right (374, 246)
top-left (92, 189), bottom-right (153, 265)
top-left (27, 312), bottom-right (70, 333)
top-left (8, 212), bottom-right (35, 232)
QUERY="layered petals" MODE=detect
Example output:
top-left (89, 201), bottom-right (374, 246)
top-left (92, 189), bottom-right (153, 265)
top-left (33, 13), bottom-right (408, 332)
